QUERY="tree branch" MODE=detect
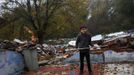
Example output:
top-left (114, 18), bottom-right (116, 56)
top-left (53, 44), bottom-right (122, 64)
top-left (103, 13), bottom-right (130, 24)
top-left (26, 0), bottom-right (38, 30)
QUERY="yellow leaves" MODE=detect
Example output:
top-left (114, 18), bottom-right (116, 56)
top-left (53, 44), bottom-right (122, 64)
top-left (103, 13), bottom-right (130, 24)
top-left (32, 11), bottom-right (36, 17)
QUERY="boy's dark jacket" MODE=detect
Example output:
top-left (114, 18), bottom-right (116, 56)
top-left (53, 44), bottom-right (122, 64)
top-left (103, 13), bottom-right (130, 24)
top-left (76, 33), bottom-right (92, 49)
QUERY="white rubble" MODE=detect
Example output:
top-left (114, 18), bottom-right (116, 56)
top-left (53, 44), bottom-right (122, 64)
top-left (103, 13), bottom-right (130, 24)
top-left (106, 31), bottom-right (125, 37)
top-left (91, 34), bottom-right (103, 41)
top-left (13, 39), bottom-right (27, 44)
top-left (68, 41), bottom-right (76, 46)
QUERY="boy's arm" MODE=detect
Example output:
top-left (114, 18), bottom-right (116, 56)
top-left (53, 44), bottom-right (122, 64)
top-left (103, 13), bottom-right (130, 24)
top-left (75, 35), bottom-right (80, 48)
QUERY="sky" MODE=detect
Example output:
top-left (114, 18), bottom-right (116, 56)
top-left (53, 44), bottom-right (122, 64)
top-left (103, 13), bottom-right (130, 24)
top-left (0, 0), bottom-right (5, 3)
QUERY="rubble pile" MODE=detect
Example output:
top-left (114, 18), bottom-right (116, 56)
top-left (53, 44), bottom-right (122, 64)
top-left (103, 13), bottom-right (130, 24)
top-left (0, 31), bottom-right (134, 65)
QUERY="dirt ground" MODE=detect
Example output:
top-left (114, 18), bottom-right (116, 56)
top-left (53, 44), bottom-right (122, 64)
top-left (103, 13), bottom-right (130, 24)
top-left (23, 63), bottom-right (134, 75)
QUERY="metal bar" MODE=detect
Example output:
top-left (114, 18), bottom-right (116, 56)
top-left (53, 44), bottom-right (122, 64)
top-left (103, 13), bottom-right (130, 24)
top-left (68, 47), bottom-right (91, 51)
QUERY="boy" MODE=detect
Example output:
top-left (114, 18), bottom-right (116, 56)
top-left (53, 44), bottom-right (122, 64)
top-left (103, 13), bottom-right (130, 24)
top-left (76, 25), bottom-right (93, 75)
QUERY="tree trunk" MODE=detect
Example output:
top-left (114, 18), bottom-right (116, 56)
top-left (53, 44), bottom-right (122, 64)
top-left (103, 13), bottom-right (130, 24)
top-left (37, 30), bottom-right (44, 44)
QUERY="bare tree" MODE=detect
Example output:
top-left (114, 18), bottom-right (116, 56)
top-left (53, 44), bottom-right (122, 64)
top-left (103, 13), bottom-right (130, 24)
top-left (2, 0), bottom-right (65, 43)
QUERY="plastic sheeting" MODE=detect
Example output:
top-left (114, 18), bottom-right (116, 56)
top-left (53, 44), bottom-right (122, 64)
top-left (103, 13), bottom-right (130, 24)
top-left (0, 51), bottom-right (24, 75)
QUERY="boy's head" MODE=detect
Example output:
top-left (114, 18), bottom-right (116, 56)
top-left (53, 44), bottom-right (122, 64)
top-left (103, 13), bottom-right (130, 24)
top-left (80, 25), bottom-right (88, 33)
